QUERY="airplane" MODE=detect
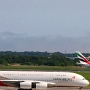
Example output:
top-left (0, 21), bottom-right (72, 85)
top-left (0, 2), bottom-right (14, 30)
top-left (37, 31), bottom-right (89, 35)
top-left (75, 51), bottom-right (90, 67)
top-left (0, 71), bottom-right (89, 90)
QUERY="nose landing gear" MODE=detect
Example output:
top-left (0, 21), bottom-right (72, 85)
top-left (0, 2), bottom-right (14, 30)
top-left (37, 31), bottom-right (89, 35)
top-left (79, 87), bottom-right (83, 90)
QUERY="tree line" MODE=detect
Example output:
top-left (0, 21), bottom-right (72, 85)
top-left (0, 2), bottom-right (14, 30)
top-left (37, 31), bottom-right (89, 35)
top-left (0, 51), bottom-right (87, 66)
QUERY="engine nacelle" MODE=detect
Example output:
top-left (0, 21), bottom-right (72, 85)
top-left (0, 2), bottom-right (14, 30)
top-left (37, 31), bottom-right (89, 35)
top-left (36, 82), bottom-right (47, 89)
top-left (20, 81), bottom-right (32, 89)
top-left (19, 81), bottom-right (48, 89)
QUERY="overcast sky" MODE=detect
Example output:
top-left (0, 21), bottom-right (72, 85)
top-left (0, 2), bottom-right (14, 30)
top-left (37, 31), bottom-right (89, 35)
top-left (0, 0), bottom-right (90, 53)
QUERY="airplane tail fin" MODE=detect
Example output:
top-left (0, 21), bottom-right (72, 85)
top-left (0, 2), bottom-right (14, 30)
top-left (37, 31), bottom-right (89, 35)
top-left (75, 51), bottom-right (90, 64)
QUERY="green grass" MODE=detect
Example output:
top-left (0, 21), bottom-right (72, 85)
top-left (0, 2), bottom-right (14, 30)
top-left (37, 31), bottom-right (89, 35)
top-left (0, 65), bottom-right (90, 71)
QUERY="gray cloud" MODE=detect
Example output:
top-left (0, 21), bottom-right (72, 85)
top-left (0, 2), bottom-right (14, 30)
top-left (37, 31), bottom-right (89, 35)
top-left (0, 32), bottom-right (89, 53)
top-left (0, 1), bottom-right (90, 53)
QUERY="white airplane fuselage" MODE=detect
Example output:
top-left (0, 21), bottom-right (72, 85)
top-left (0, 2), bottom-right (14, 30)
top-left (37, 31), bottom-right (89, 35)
top-left (76, 61), bottom-right (90, 67)
top-left (77, 63), bottom-right (90, 67)
top-left (0, 71), bottom-right (89, 90)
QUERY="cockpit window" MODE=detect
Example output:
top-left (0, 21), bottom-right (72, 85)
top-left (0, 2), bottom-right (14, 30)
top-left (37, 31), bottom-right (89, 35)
top-left (82, 78), bottom-right (85, 80)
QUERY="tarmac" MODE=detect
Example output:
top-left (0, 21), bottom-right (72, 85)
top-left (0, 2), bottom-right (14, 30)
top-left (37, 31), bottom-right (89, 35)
top-left (0, 87), bottom-right (90, 90)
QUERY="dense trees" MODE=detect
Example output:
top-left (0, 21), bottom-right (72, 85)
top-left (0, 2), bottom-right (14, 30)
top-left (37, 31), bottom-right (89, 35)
top-left (0, 51), bottom-right (85, 66)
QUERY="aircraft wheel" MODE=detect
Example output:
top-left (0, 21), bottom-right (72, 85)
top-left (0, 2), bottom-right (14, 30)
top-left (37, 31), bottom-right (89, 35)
top-left (79, 87), bottom-right (82, 90)
top-left (18, 89), bottom-right (32, 90)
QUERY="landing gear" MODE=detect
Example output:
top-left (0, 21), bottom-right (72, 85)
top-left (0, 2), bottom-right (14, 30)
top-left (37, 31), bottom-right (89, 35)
top-left (18, 89), bottom-right (32, 90)
top-left (79, 87), bottom-right (82, 90)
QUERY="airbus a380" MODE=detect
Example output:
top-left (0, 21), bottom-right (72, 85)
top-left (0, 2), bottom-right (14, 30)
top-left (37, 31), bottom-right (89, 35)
top-left (76, 51), bottom-right (90, 67)
top-left (0, 71), bottom-right (89, 90)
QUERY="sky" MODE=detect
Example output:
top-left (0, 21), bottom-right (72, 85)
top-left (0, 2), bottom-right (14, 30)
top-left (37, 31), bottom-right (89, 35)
top-left (0, 0), bottom-right (90, 53)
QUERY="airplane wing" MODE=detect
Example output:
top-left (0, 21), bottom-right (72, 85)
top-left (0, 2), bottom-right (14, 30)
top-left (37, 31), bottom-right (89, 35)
top-left (1, 80), bottom-right (37, 86)
top-left (1, 80), bottom-right (55, 88)
top-left (2, 80), bottom-right (23, 83)
top-left (1, 80), bottom-right (24, 87)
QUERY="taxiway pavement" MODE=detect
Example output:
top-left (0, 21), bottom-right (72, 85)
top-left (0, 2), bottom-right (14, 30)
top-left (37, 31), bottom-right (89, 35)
top-left (0, 87), bottom-right (90, 90)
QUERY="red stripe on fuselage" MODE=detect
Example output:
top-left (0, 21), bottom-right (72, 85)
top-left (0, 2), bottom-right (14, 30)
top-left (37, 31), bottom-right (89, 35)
top-left (0, 81), bottom-right (8, 86)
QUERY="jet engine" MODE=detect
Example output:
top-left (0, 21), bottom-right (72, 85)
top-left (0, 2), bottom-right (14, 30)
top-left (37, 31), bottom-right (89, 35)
top-left (19, 81), bottom-right (48, 89)
top-left (36, 82), bottom-right (47, 89)
top-left (20, 81), bottom-right (32, 89)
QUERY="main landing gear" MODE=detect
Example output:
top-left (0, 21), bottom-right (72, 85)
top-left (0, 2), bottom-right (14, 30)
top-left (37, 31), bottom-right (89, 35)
top-left (18, 89), bottom-right (32, 90)
top-left (79, 87), bottom-right (83, 90)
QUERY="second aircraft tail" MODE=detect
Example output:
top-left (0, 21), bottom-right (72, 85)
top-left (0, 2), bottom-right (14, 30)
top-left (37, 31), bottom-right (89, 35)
top-left (75, 51), bottom-right (90, 64)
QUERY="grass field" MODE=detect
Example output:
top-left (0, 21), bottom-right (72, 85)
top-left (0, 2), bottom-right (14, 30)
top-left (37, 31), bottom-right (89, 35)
top-left (0, 65), bottom-right (90, 88)
top-left (0, 65), bottom-right (90, 71)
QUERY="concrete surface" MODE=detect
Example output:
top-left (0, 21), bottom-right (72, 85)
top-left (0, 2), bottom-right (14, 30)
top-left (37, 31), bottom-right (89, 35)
top-left (0, 87), bottom-right (90, 90)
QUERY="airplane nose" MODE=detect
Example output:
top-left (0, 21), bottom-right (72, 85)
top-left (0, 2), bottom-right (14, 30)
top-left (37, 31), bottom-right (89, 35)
top-left (84, 80), bottom-right (89, 86)
top-left (87, 80), bottom-right (89, 85)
